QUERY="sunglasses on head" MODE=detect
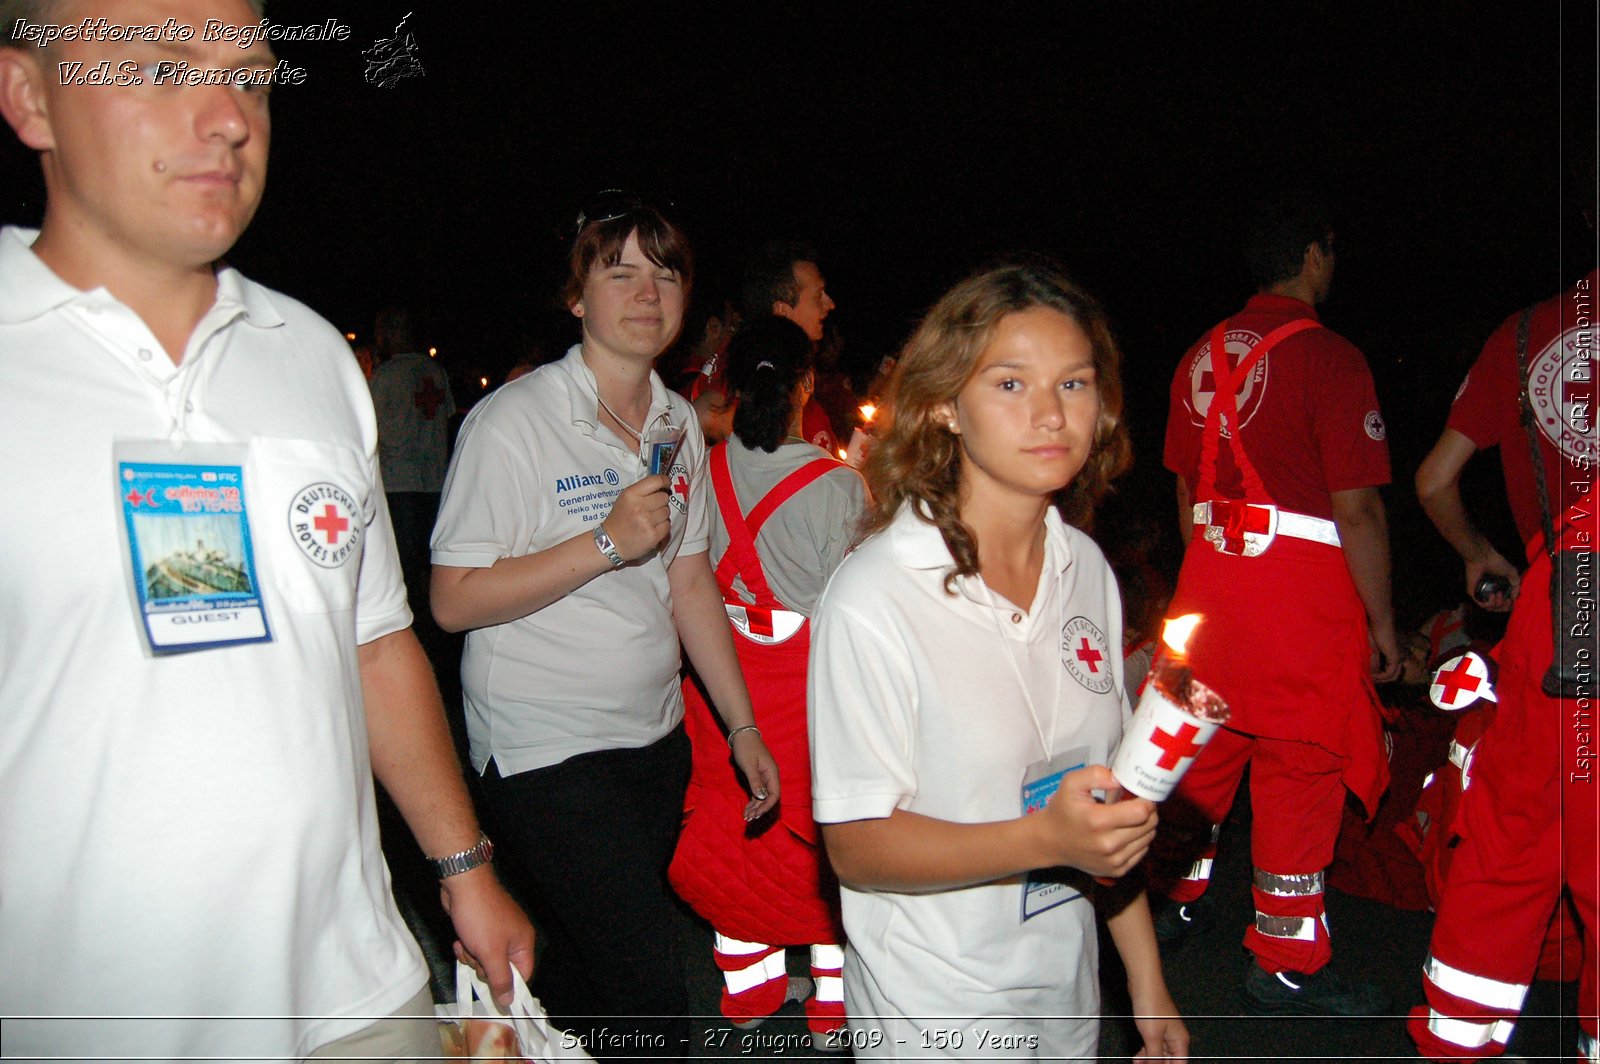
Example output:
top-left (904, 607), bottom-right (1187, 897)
top-left (573, 190), bottom-right (677, 235)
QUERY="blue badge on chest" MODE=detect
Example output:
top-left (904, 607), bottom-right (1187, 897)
top-left (116, 443), bottom-right (272, 655)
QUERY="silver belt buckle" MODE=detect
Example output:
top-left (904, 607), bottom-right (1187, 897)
top-left (1200, 501), bottom-right (1279, 557)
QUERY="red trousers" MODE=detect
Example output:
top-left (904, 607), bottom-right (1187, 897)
top-left (1159, 725), bottom-right (1347, 973)
top-left (1409, 551), bottom-right (1599, 1061)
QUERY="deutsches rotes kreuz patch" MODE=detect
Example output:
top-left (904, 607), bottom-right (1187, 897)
top-left (1061, 615), bottom-right (1114, 694)
top-left (667, 460), bottom-right (691, 516)
top-left (1364, 410), bottom-right (1387, 441)
top-left (289, 482), bottom-right (363, 568)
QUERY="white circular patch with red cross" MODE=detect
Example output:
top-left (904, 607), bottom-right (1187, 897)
top-left (1185, 329), bottom-right (1270, 437)
top-left (1429, 650), bottom-right (1497, 712)
top-left (1061, 616), bottom-right (1114, 694)
top-left (1527, 325), bottom-right (1598, 465)
top-left (289, 482), bottom-right (362, 568)
top-left (1364, 410), bottom-right (1386, 441)
top-left (666, 461), bottom-right (690, 516)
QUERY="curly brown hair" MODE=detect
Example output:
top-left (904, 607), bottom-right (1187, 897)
top-left (862, 260), bottom-right (1131, 590)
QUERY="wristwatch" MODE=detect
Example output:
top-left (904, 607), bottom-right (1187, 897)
top-left (593, 526), bottom-right (626, 569)
top-left (429, 833), bottom-right (494, 879)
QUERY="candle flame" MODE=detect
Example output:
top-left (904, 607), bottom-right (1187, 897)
top-left (1161, 614), bottom-right (1202, 655)
top-left (859, 403), bottom-right (877, 423)
top-left (838, 448), bottom-right (849, 460)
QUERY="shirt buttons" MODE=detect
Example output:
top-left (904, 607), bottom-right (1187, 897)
top-left (137, 348), bottom-right (153, 362)
top-left (1011, 612), bottom-right (1023, 624)
top-left (183, 400), bottom-right (194, 412)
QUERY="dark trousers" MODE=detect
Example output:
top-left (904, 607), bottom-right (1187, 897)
top-left (481, 726), bottom-right (692, 1061)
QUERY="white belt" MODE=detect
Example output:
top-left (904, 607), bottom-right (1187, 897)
top-left (1193, 501), bottom-right (1341, 553)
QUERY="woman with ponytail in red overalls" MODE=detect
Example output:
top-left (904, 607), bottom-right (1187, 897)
top-left (668, 316), bottom-right (866, 1049)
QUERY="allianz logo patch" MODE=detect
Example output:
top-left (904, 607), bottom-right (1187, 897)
top-left (554, 469), bottom-right (620, 493)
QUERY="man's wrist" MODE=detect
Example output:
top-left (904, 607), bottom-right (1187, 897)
top-left (428, 832), bottom-right (494, 879)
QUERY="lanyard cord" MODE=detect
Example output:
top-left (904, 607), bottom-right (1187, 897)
top-left (596, 392), bottom-right (645, 445)
top-left (974, 564), bottom-right (1058, 762)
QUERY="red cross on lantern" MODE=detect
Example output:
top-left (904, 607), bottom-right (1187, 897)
top-left (1150, 721), bottom-right (1204, 771)
top-left (313, 504), bottom-right (350, 545)
top-left (1074, 637), bottom-right (1104, 673)
top-left (1433, 656), bottom-right (1482, 705)
top-left (414, 377), bottom-right (446, 419)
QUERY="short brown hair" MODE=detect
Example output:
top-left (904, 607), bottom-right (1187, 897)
top-left (862, 260), bottom-right (1131, 588)
top-left (563, 200), bottom-right (693, 309)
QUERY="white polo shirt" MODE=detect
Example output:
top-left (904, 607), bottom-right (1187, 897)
top-left (809, 504), bottom-right (1129, 1059)
top-left (369, 349), bottom-right (456, 492)
top-left (432, 346), bottom-right (709, 775)
top-left (0, 227), bottom-right (426, 1060)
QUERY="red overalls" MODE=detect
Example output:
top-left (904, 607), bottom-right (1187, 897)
top-left (667, 444), bottom-right (846, 1035)
top-left (1409, 488), bottom-right (1600, 1062)
top-left (1158, 319), bottom-right (1389, 975)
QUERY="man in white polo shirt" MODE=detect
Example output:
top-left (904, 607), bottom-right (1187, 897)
top-left (0, 1), bottom-right (532, 1060)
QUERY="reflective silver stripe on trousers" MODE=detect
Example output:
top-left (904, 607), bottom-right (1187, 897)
top-left (1254, 868), bottom-right (1325, 896)
top-left (1255, 912), bottom-right (1317, 941)
top-left (1426, 1012), bottom-right (1515, 1050)
top-left (1424, 955), bottom-right (1529, 1010)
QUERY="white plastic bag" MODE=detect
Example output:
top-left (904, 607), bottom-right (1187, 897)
top-left (437, 961), bottom-right (595, 1062)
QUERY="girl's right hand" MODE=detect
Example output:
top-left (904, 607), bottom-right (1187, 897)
top-left (1038, 765), bottom-right (1157, 878)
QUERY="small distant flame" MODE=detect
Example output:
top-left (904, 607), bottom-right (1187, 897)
top-left (479, 376), bottom-right (489, 389)
top-left (837, 448), bottom-right (849, 460)
top-left (1161, 614), bottom-right (1202, 656)
top-left (859, 403), bottom-right (877, 424)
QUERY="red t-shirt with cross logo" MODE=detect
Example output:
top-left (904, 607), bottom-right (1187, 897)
top-left (1164, 293), bottom-right (1391, 519)
top-left (1446, 269), bottom-right (1598, 551)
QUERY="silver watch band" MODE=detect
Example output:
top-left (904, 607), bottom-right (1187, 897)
top-left (593, 527), bottom-right (625, 569)
top-left (429, 833), bottom-right (493, 879)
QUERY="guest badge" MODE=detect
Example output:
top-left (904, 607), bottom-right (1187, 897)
top-left (1019, 746), bottom-right (1090, 921)
top-left (115, 441), bottom-right (271, 656)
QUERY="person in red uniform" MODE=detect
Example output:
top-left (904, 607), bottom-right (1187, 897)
top-left (1407, 250), bottom-right (1599, 1060)
top-left (742, 240), bottom-right (843, 453)
top-left (668, 317), bottom-right (866, 1047)
top-left (1156, 193), bottom-right (1400, 1015)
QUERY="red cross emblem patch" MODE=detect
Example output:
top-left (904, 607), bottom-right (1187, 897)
top-left (1429, 650), bottom-right (1497, 711)
top-left (1061, 616), bottom-right (1114, 695)
top-left (289, 482), bottom-right (363, 568)
top-left (667, 461), bottom-right (690, 516)
top-left (1187, 329), bottom-right (1269, 435)
top-left (1527, 325), bottom-right (1598, 465)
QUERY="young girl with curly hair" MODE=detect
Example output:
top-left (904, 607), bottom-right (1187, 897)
top-left (808, 261), bottom-right (1188, 1060)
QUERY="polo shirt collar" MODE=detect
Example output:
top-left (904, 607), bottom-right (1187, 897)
top-left (557, 343), bottom-right (676, 433)
top-left (0, 226), bottom-right (283, 330)
top-left (1244, 292), bottom-right (1320, 321)
top-left (0, 227), bottom-right (78, 324)
top-left (888, 502), bottom-right (1076, 602)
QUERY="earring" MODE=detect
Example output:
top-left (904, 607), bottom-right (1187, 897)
top-left (946, 421), bottom-right (959, 433)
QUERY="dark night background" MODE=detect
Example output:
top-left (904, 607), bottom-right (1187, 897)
top-left (3, 0), bottom-right (1596, 619)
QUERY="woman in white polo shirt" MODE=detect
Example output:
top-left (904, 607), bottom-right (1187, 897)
top-left (430, 195), bottom-right (778, 1058)
top-left (809, 262), bottom-right (1188, 1060)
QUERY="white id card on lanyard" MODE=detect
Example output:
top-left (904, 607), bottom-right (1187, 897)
top-left (114, 440), bottom-right (273, 656)
top-left (1020, 745), bottom-right (1090, 921)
